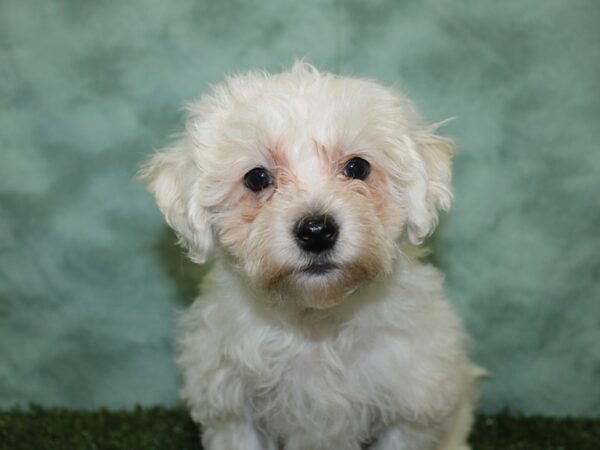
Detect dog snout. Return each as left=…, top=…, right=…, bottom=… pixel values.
left=294, top=214, right=339, bottom=253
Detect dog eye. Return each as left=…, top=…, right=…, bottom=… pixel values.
left=342, top=157, right=371, bottom=180
left=244, top=167, right=273, bottom=192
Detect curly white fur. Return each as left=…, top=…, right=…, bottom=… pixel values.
left=142, top=62, right=482, bottom=450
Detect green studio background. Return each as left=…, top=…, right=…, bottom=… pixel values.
left=1, top=0, right=598, bottom=416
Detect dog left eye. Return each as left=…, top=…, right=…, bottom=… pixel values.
left=244, top=167, right=273, bottom=192
left=342, top=157, right=371, bottom=180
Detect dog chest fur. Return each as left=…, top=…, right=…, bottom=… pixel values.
left=178, top=261, right=472, bottom=449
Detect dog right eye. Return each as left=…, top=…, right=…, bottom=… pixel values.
left=343, top=157, right=371, bottom=180
left=244, top=167, right=273, bottom=192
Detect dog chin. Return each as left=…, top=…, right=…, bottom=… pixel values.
left=260, top=259, right=380, bottom=310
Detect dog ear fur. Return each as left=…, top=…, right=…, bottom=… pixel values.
left=405, top=125, right=454, bottom=245
left=140, top=140, right=213, bottom=263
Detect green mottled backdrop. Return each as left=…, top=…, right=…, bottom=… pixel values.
left=1, top=0, right=599, bottom=416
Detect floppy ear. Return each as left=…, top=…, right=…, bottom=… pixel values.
left=405, top=125, right=454, bottom=245
left=140, top=140, right=213, bottom=263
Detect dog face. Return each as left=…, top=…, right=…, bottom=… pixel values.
left=142, top=63, right=453, bottom=308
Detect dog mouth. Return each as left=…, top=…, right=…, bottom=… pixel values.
left=300, top=261, right=338, bottom=275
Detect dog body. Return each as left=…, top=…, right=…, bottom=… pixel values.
left=142, top=62, right=479, bottom=450
left=179, top=258, right=476, bottom=450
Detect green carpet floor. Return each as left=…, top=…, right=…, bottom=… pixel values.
left=0, top=407, right=598, bottom=449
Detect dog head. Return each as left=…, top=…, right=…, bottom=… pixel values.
left=141, top=62, right=453, bottom=308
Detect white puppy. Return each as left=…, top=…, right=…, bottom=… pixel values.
left=142, top=62, right=481, bottom=450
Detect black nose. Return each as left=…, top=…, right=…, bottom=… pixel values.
left=294, top=215, right=339, bottom=253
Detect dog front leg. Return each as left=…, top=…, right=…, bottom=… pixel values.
left=370, top=422, right=472, bottom=450
left=202, top=419, right=277, bottom=450
left=369, top=421, right=442, bottom=450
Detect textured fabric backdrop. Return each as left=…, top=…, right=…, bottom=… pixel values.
left=1, top=0, right=598, bottom=416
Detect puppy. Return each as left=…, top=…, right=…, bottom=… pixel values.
left=141, top=62, right=481, bottom=450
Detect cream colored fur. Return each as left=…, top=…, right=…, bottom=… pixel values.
left=141, top=62, right=481, bottom=450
